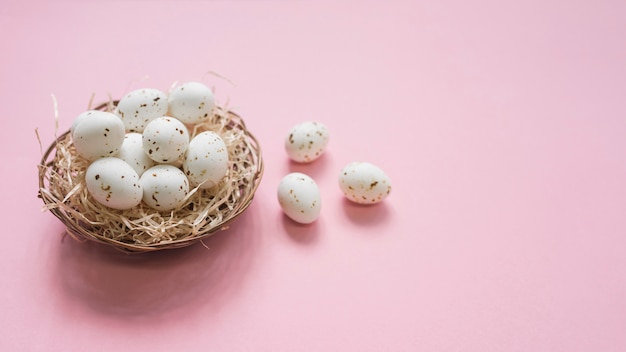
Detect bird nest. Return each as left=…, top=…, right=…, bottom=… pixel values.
left=38, top=101, right=263, bottom=253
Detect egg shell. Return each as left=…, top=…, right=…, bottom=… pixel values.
left=285, top=121, right=329, bottom=163
left=85, top=157, right=143, bottom=210
left=116, top=88, right=169, bottom=132
left=71, top=110, right=92, bottom=136
left=183, top=131, right=229, bottom=189
left=117, top=133, right=155, bottom=176
left=339, top=162, right=392, bottom=204
left=72, top=111, right=125, bottom=161
left=277, top=172, right=321, bottom=224
left=140, top=165, right=190, bottom=211
left=162, top=158, right=184, bottom=169
left=142, top=116, right=190, bottom=163
left=168, top=82, right=215, bottom=124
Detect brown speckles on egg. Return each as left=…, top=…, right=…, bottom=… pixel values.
left=168, top=82, right=215, bottom=124
left=339, top=162, right=391, bottom=205
left=285, top=121, right=329, bottom=163
left=277, top=172, right=321, bottom=224
left=140, top=165, right=189, bottom=211
left=85, top=158, right=143, bottom=209
left=183, top=131, right=228, bottom=189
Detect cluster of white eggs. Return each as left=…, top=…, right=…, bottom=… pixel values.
left=71, top=82, right=229, bottom=212
left=277, top=121, right=392, bottom=224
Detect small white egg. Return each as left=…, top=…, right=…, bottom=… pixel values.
left=168, top=82, right=215, bottom=124
left=339, top=162, right=392, bottom=205
left=71, top=110, right=92, bottom=136
left=142, top=116, right=190, bottom=163
left=140, top=165, right=190, bottom=211
left=183, top=131, right=229, bottom=189
left=85, top=157, right=143, bottom=210
left=117, top=133, right=155, bottom=176
left=72, top=111, right=125, bottom=161
left=116, top=88, right=168, bottom=132
left=277, top=172, right=321, bottom=224
left=285, top=121, right=329, bottom=163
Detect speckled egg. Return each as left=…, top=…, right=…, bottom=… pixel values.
left=339, top=162, right=391, bottom=204
left=117, top=133, right=155, bottom=176
left=116, top=88, right=168, bottom=132
left=142, top=116, right=190, bottom=163
left=71, top=110, right=92, bottom=136
left=168, top=82, right=215, bottom=124
left=183, top=131, right=229, bottom=189
left=284, top=121, right=329, bottom=163
left=72, top=111, right=125, bottom=161
left=140, top=165, right=190, bottom=211
left=277, top=172, right=321, bottom=224
left=85, top=157, right=143, bottom=210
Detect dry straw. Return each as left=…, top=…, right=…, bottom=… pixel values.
left=38, top=101, right=263, bottom=253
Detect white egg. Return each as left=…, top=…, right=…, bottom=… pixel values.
left=85, top=157, right=143, bottom=210
left=71, top=110, right=92, bottom=136
left=116, top=88, right=168, bottom=132
left=339, top=162, right=392, bottom=204
left=72, top=111, right=125, bottom=161
left=168, top=82, right=215, bottom=124
left=183, top=131, right=229, bottom=189
left=117, top=133, right=155, bottom=176
left=277, top=172, right=321, bottom=224
left=285, top=121, right=329, bottom=163
left=142, top=116, right=190, bottom=163
left=140, top=165, right=190, bottom=211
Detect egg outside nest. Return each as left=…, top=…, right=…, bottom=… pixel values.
left=38, top=101, right=263, bottom=253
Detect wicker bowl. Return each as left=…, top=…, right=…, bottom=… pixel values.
left=38, top=101, right=263, bottom=253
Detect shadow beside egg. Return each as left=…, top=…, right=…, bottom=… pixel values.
left=286, top=153, right=331, bottom=180
left=280, top=213, right=321, bottom=245
left=341, top=197, right=392, bottom=227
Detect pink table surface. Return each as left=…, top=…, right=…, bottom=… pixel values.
left=1, top=0, right=625, bottom=351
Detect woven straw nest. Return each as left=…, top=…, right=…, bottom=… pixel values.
left=38, top=101, right=263, bottom=253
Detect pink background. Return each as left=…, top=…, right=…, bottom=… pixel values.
left=2, top=0, right=626, bottom=350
